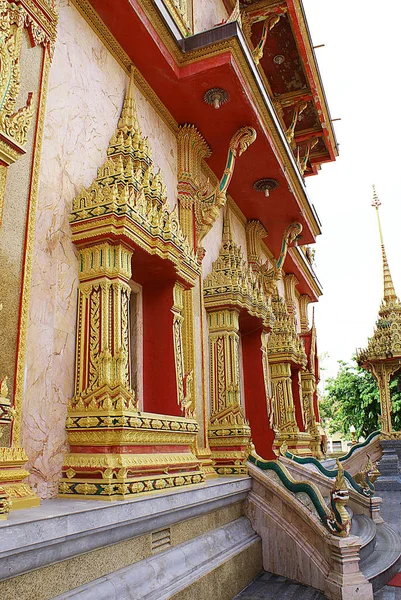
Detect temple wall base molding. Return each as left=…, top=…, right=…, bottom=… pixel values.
left=0, top=447, right=39, bottom=516
left=273, top=431, right=313, bottom=457
left=61, top=412, right=204, bottom=500
left=208, top=405, right=251, bottom=476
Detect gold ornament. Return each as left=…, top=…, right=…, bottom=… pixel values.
left=357, top=189, right=401, bottom=434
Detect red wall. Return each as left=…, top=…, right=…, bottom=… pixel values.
left=142, top=281, right=180, bottom=416
left=242, top=328, right=276, bottom=460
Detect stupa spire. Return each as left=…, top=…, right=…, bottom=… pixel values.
left=372, top=185, right=398, bottom=304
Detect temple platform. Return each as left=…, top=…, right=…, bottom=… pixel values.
left=235, top=489, right=401, bottom=599
left=0, top=477, right=262, bottom=599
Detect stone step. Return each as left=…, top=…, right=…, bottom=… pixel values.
left=321, top=458, right=336, bottom=470
left=351, top=513, right=377, bottom=562
left=233, top=572, right=325, bottom=599
left=360, top=522, right=401, bottom=592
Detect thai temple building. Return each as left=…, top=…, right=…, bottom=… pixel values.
left=1, top=1, right=400, bottom=599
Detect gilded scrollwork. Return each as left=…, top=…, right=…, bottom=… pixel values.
left=284, top=101, right=308, bottom=146
left=241, top=4, right=287, bottom=66
left=193, top=126, right=256, bottom=247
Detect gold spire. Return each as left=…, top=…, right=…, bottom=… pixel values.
left=117, top=67, right=140, bottom=133
left=222, top=208, right=233, bottom=242
left=372, top=185, right=398, bottom=304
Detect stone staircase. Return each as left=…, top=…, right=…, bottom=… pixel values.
left=354, top=515, right=401, bottom=592
left=235, top=509, right=401, bottom=599
left=234, top=572, right=325, bottom=599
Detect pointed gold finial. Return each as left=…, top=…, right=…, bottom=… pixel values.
left=372, top=185, right=397, bottom=304
left=117, top=66, right=140, bottom=133
left=222, top=209, right=233, bottom=242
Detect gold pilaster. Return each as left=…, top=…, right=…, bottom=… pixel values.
left=207, top=308, right=251, bottom=475
left=268, top=293, right=312, bottom=455
left=269, top=362, right=297, bottom=433
left=177, top=124, right=214, bottom=474
left=204, top=212, right=274, bottom=473
left=300, top=370, right=322, bottom=458
left=283, top=273, right=299, bottom=327
left=299, top=294, right=311, bottom=333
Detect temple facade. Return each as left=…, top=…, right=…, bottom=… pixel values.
left=1, top=2, right=389, bottom=600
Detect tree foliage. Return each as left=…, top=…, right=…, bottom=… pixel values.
left=320, top=360, right=401, bottom=439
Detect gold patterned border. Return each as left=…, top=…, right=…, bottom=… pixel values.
left=12, top=48, right=51, bottom=444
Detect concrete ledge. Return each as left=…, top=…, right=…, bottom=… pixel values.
left=0, top=477, right=250, bottom=580
left=53, top=517, right=260, bottom=600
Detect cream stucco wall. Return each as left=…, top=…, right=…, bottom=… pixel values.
left=23, top=0, right=178, bottom=498
left=193, top=0, right=228, bottom=33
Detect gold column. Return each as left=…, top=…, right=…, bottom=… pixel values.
left=300, top=370, right=322, bottom=458
left=261, top=330, right=274, bottom=429
left=177, top=124, right=215, bottom=476
left=72, top=243, right=134, bottom=406
left=269, top=362, right=298, bottom=434
left=208, top=309, right=251, bottom=475
left=370, top=362, right=399, bottom=434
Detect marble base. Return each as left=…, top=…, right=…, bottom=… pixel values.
left=0, top=477, right=250, bottom=582
left=375, top=440, right=401, bottom=491
left=53, top=517, right=261, bottom=599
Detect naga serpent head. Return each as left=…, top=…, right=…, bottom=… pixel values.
left=230, top=126, right=257, bottom=157
left=284, top=222, right=303, bottom=245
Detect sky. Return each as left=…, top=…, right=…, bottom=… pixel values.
left=300, top=0, right=401, bottom=383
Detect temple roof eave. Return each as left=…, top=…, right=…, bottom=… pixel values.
left=84, top=0, right=323, bottom=248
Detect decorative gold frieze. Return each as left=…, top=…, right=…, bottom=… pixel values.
left=0, top=446, right=39, bottom=509
left=163, top=0, right=192, bottom=36
left=0, top=485, right=12, bottom=519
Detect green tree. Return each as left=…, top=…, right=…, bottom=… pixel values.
left=320, top=360, right=401, bottom=439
